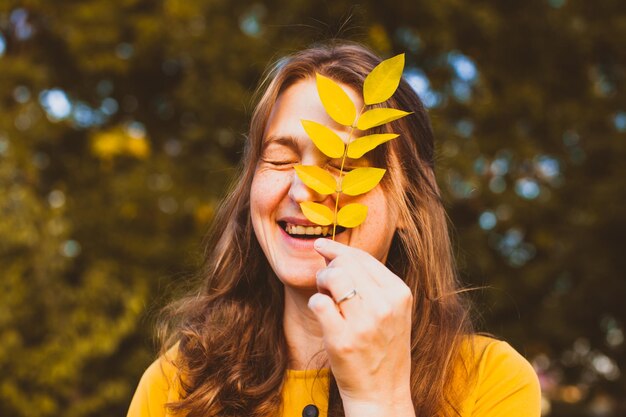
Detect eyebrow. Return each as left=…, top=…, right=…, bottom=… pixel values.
left=262, top=135, right=301, bottom=152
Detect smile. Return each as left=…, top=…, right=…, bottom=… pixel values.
left=278, top=221, right=346, bottom=238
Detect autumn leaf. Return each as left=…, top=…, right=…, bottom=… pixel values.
left=91, top=126, right=150, bottom=160
left=316, top=73, right=357, bottom=127
left=341, top=167, right=386, bottom=196
left=300, top=201, right=334, bottom=226
left=294, top=165, right=337, bottom=195
left=363, top=54, right=405, bottom=105
left=301, top=119, right=345, bottom=158
left=347, top=133, right=398, bottom=159
left=356, top=108, right=411, bottom=130
left=296, top=56, right=409, bottom=238
left=337, top=203, right=368, bottom=228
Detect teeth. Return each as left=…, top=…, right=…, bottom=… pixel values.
left=284, top=223, right=331, bottom=236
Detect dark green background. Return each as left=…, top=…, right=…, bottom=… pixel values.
left=1, top=0, right=624, bottom=415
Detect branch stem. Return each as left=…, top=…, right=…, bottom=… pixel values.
left=332, top=105, right=366, bottom=240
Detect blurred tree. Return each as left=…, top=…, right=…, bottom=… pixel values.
left=0, top=0, right=624, bottom=416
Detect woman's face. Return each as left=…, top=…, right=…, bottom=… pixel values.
left=250, top=78, right=401, bottom=291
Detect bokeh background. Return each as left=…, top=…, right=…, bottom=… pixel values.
left=1, top=0, right=625, bottom=416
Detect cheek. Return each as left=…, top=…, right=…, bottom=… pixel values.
left=361, top=188, right=391, bottom=226
left=352, top=188, right=396, bottom=259
left=250, top=170, right=290, bottom=219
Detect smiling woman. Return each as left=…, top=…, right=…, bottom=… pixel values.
left=127, top=41, right=540, bottom=417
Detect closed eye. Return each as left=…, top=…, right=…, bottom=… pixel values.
left=262, top=159, right=296, bottom=166
left=327, top=162, right=356, bottom=172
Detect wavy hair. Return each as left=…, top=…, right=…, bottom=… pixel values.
left=158, top=41, right=476, bottom=417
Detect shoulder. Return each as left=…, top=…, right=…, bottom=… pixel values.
left=127, top=344, right=182, bottom=417
left=456, top=334, right=541, bottom=417
left=465, top=334, right=538, bottom=381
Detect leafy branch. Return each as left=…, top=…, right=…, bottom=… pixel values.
left=295, top=54, right=410, bottom=240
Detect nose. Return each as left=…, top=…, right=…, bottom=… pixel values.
left=288, top=169, right=329, bottom=204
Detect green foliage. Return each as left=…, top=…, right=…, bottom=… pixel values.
left=0, top=0, right=625, bottom=416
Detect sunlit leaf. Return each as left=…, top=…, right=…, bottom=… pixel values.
left=127, top=136, right=150, bottom=158
left=363, top=54, right=405, bottom=105
left=347, top=133, right=398, bottom=159
left=91, top=127, right=151, bottom=160
left=301, top=119, right=345, bottom=158
left=316, top=73, right=357, bottom=127
left=356, top=108, right=411, bottom=130
left=300, top=201, right=334, bottom=226
left=341, top=168, right=386, bottom=196
left=337, top=203, right=368, bottom=228
left=294, top=165, right=337, bottom=195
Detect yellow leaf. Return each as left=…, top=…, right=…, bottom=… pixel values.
left=91, top=131, right=123, bottom=160
left=337, top=203, right=368, bottom=228
left=357, top=108, right=411, bottom=130
left=300, top=201, right=334, bottom=226
left=363, top=54, right=405, bottom=105
left=316, top=73, right=357, bottom=126
left=347, top=133, right=398, bottom=159
left=294, top=165, right=337, bottom=195
left=301, top=120, right=345, bottom=158
left=90, top=126, right=151, bottom=160
left=126, top=137, right=150, bottom=159
left=341, top=167, right=386, bottom=196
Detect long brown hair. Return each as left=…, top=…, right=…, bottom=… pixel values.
left=158, top=41, right=475, bottom=417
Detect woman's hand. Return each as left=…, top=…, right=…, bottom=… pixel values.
left=308, top=238, right=416, bottom=417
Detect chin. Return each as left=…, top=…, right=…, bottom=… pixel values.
left=275, top=263, right=321, bottom=291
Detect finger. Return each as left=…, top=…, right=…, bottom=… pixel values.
left=316, top=256, right=380, bottom=300
left=314, top=268, right=402, bottom=344
left=348, top=249, right=407, bottom=292
left=315, top=237, right=405, bottom=300
left=359, top=249, right=406, bottom=289
left=343, top=256, right=386, bottom=290
left=316, top=265, right=386, bottom=318
left=317, top=239, right=387, bottom=289
left=316, top=266, right=362, bottom=317
left=342, top=260, right=411, bottom=317
left=308, top=293, right=344, bottom=337
left=313, top=238, right=353, bottom=263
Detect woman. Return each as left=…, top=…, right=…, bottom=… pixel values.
left=127, top=42, right=541, bottom=417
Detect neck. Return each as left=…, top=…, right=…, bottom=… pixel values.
left=283, top=286, right=328, bottom=370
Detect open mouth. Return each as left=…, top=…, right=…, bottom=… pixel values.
left=278, top=221, right=346, bottom=239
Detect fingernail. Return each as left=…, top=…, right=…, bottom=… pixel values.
left=314, top=238, right=325, bottom=249
left=315, top=268, right=324, bottom=281
left=308, top=294, right=319, bottom=309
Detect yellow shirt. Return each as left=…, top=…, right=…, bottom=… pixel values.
left=127, top=335, right=541, bottom=417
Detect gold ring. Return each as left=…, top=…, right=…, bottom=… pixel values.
left=336, top=288, right=358, bottom=305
